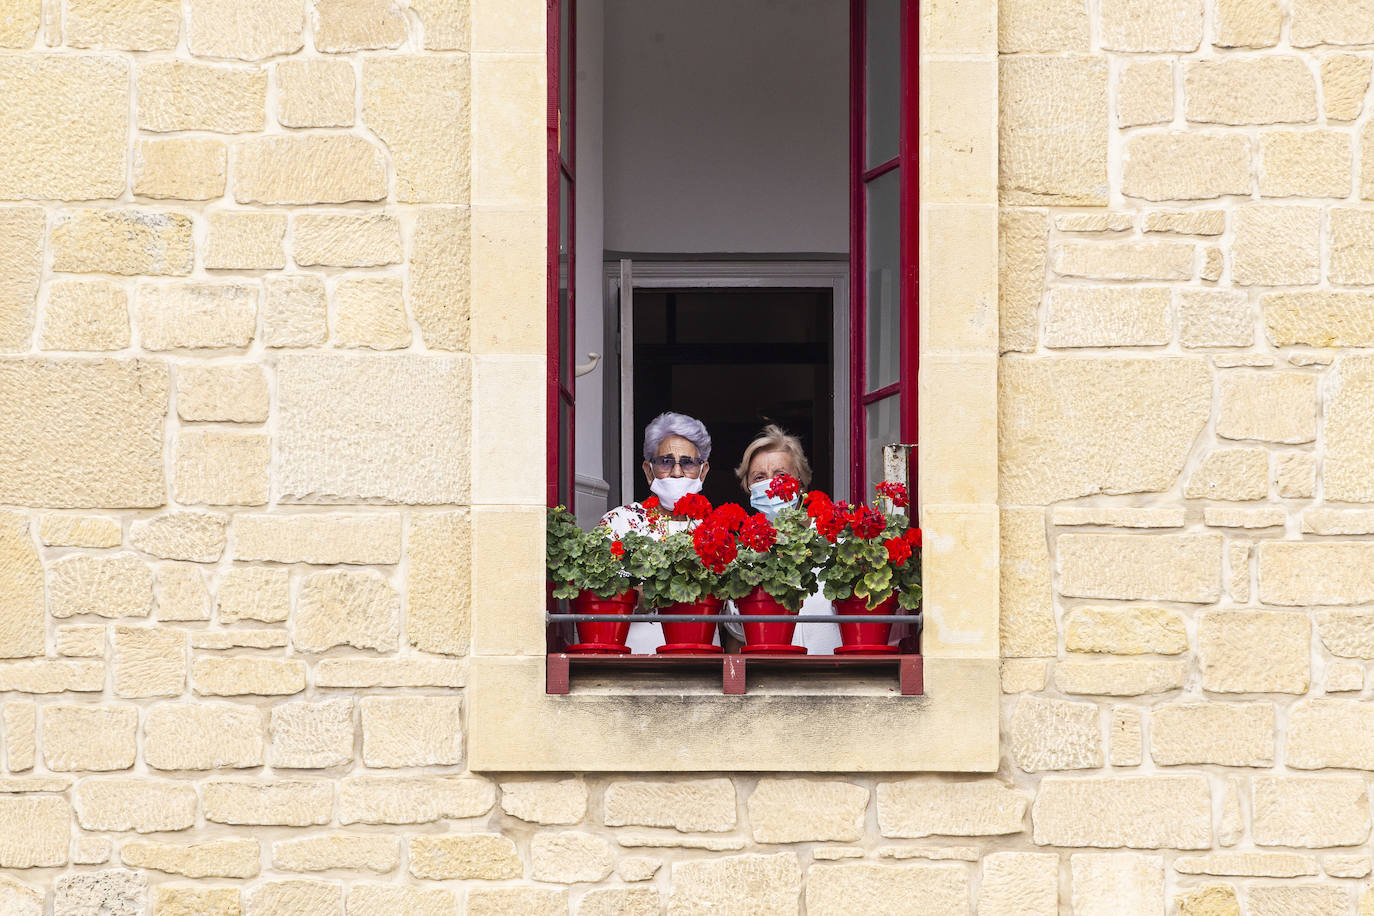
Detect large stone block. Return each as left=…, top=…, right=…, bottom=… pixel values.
left=137, top=62, right=266, bottom=133
left=669, top=853, right=800, bottom=916
left=138, top=283, right=257, bottom=350
left=0, top=660, right=104, bottom=692
left=364, top=56, right=470, bottom=202
left=999, top=0, right=1089, bottom=50
left=188, top=0, right=305, bottom=59
left=1071, top=854, right=1164, bottom=916
left=877, top=779, right=1026, bottom=837
left=314, top=657, right=465, bottom=687
left=411, top=207, right=471, bottom=350
left=1233, top=205, right=1321, bottom=286
left=360, top=696, right=462, bottom=767
left=604, top=779, right=736, bottom=832
left=1101, top=0, right=1202, bottom=50
left=133, top=138, right=227, bottom=201
left=234, top=135, right=386, bottom=205
left=1044, top=287, right=1171, bottom=346
left=0, top=876, right=42, bottom=916
left=269, top=699, right=354, bottom=769
left=263, top=275, right=327, bottom=347
left=979, top=852, right=1057, bottom=916
left=1324, top=54, right=1371, bottom=119
left=121, top=839, right=259, bottom=878
left=1000, top=357, right=1209, bottom=504
left=1123, top=131, right=1252, bottom=200
left=1265, top=292, right=1374, bottom=347
left=998, top=209, right=1046, bottom=353
left=1118, top=59, right=1174, bottom=127
left=144, top=703, right=264, bottom=770
left=152, top=886, right=241, bottom=916
left=0, top=208, right=43, bottom=351
left=176, top=364, right=268, bottom=423
left=272, top=834, right=398, bottom=874
left=130, top=512, right=228, bottom=562
left=174, top=430, right=268, bottom=506
left=1184, top=448, right=1268, bottom=501
left=1291, top=0, right=1374, bottom=46
left=232, top=513, right=401, bottom=564
left=1331, top=208, right=1374, bottom=284
left=49, top=553, right=153, bottom=618
left=53, top=209, right=193, bottom=277
left=245, top=881, right=342, bottom=916
left=42, top=704, right=138, bottom=771
left=1011, top=696, right=1102, bottom=771
left=1063, top=606, right=1187, bottom=655
left=0, top=56, right=127, bottom=201
left=1186, top=57, right=1319, bottom=124
left=1326, top=357, right=1374, bottom=500
left=1058, top=533, right=1221, bottom=602
left=408, top=834, right=521, bottom=880
left=1215, top=0, right=1281, bottom=45
left=0, top=796, right=68, bottom=867
left=67, top=0, right=180, bottom=50
left=805, top=863, right=968, bottom=916
left=1217, top=372, right=1316, bottom=443
left=1316, top=608, right=1374, bottom=657
left=338, top=775, right=495, bottom=825
left=55, top=871, right=144, bottom=915
left=74, top=778, right=197, bottom=833
left=202, top=779, right=331, bottom=826
left=294, top=569, right=399, bottom=652
left=0, top=512, right=44, bottom=658
left=277, top=354, right=470, bottom=504
left=1288, top=698, right=1374, bottom=769
left=500, top=779, right=588, bottom=825
left=192, top=657, right=305, bottom=696
left=747, top=779, right=868, bottom=843
left=294, top=213, right=401, bottom=267
left=1199, top=610, right=1310, bottom=693
left=1261, top=131, right=1351, bottom=197
left=41, top=280, right=129, bottom=351
left=531, top=831, right=614, bottom=883
left=333, top=276, right=410, bottom=350
left=215, top=566, right=289, bottom=622
left=1032, top=776, right=1211, bottom=848
left=1000, top=508, right=1054, bottom=657
left=1054, top=658, right=1187, bottom=696
left=0, top=0, right=39, bottom=47
left=346, top=885, right=455, bottom=916
left=112, top=626, right=185, bottom=698
left=408, top=511, right=471, bottom=655
left=999, top=57, right=1108, bottom=205
left=1252, top=775, right=1370, bottom=846
left=1151, top=702, right=1275, bottom=765
left=314, top=0, right=407, bottom=50
left=1249, top=886, right=1347, bottom=916
left=1260, top=541, right=1374, bottom=604
left=277, top=59, right=355, bottom=128
left=205, top=211, right=286, bottom=270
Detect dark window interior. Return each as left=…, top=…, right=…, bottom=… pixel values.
left=632, top=287, right=833, bottom=507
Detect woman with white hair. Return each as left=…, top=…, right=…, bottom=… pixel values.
left=601, top=411, right=719, bottom=653
left=600, top=411, right=713, bottom=538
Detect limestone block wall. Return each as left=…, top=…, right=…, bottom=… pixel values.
left=1, top=0, right=1374, bottom=914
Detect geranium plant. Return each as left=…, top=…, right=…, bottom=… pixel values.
left=814, top=484, right=922, bottom=610
left=546, top=506, right=648, bottom=599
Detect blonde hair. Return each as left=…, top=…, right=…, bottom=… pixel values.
left=735, top=424, right=813, bottom=491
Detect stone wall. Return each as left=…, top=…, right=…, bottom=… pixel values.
left=0, top=0, right=1373, bottom=914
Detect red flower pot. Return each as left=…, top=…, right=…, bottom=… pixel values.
left=656, top=596, right=724, bottom=654
left=567, top=589, right=637, bottom=654
left=832, top=593, right=900, bottom=654
left=736, top=586, right=806, bottom=654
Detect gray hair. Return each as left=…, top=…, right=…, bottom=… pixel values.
left=642, top=411, right=712, bottom=462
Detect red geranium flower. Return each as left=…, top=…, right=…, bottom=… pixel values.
left=709, top=502, right=748, bottom=532
left=691, top=520, right=738, bottom=573
left=804, top=490, right=833, bottom=519
left=875, top=481, right=910, bottom=508
left=642, top=496, right=660, bottom=510
left=815, top=501, right=849, bottom=543
left=906, top=526, right=922, bottom=547
left=610, top=540, right=625, bottom=557
left=884, top=535, right=912, bottom=566
left=765, top=473, right=801, bottom=502
left=849, top=505, right=886, bottom=539
left=738, top=514, right=777, bottom=552
left=673, top=493, right=713, bottom=520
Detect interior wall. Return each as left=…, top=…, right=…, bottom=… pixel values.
left=602, top=0, right=849, bottom=254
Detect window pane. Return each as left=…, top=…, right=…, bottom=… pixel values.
left=865, top=395, right=901, bottom=500
left=560, top=0, right=571, bottom=158
left=559, top=395, right=573, bottom=506
left=865, top=0, right=900, bottom=168
left=559, top=174, right=572, bottom=385
left=865, top=167, right=900, bottom=390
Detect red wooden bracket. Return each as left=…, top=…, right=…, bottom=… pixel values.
left=723, top=656, right=747, bottom=695
left=899, top=656, right=923, bottom=696
left=546, top=654, right=570, bottom=694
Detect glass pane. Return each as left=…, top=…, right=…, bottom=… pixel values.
left=865, top=168, right=900, bottom=390
left=559, top=395, right=573, bottom=506
left=559, top=0, right=571, bottom=159
left=865, top=395, right=901, bottom=500
left=559, top=175, right=572, bottom=385
left=865, top=0, right=900, bottom=168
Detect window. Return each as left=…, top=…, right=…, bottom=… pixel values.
left=547, top=0, right=576, bottom=509
left=472, top=0, right=999, bottom=772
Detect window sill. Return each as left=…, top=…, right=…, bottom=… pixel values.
left=467, top=654, right=998, bottom=772
left=546, top=653, right=924, bottom=696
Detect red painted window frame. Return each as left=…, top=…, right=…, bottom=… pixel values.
left=849, top=0, right=919, bottom=503
left=547, top=0, right=576, bottom=509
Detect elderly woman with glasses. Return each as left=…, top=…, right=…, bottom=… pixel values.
left=601, top=411, right=717, bottom=652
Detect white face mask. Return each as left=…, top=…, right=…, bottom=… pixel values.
left=749, top=479, right=799, bottom=520
left=649, top=475, right=702, bottom=511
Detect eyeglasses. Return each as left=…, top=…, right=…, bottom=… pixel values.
left=650, top=454, right=705, bottom=476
